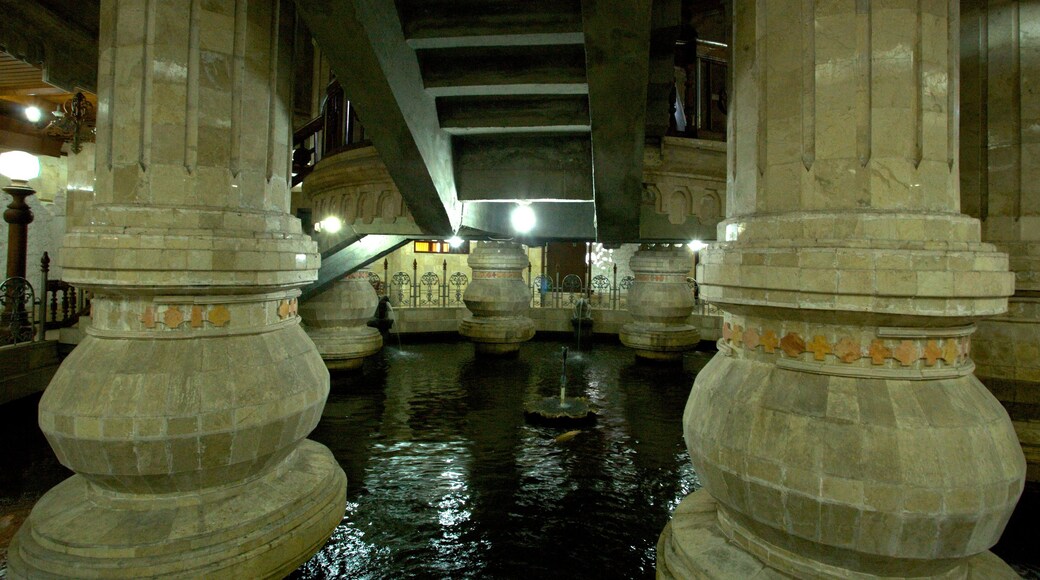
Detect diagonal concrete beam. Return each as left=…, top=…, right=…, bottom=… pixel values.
left=580, top=0, right=654, bottom=242
left=301, top=235, right=411, bottom=301
left=296, top=0, right=460, bottom=236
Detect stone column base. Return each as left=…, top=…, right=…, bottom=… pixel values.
left=459, top=315, right=535, bottom=355
left=976, top=375, right=1040, bottom=483
left=656, top=492, right=1019, bottom=580
left=306, top=325, right=383, bottom=371
left=619, top=323, right=699, bottom=361
left=7, top=440, right=346, bottom=579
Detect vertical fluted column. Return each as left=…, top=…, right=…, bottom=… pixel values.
left=300, top=269, right=382, bottom=370
left=7, top=1, right=346, bottom=578
left=961, top=0, right=1040, bottom=484
left=619, top=244, right=699, bottom=360
left=657, top=1, right=1026, bottom=578
left=458, top=241, right=534, bottom=355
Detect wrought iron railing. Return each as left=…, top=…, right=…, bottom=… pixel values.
left=292, top=78, right=368, bottom=187
left=1, top=253, right=89, bottom=346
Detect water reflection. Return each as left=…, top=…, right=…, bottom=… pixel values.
left=292, top=338, right=703, bottom=579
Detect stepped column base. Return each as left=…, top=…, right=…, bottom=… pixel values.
left=620, top=323, right=699, bottom=361
left=657, top=492, right=1019, bottom=580
left=7, top=440, right=345, bottom=580
left=307, top=325, right=383, bottom=370
left=459, top=315, right=535, bottom=355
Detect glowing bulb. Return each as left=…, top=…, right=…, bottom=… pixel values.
left=0, top=151, right=41, bottom=182
left=24, top=106, right=42, bottom=123
left=320, top=216, right=342, bottom=233
left=447, top=236, right=463, bottom=248
left=687, top=240, right=707, bottom=252
left=510, top=204, right=536, bottom=234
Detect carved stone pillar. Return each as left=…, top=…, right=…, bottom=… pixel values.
left=960, top=0, right=1040, bottom=484
left=619, top=244, right=699, bottom=360
left=300, top=269, right=382, bottom=370
left=7, top=1, right=346, bottom=577
left=657, top=1, right=1025, bottom=578
left=459, top=241, right=534, bottom=355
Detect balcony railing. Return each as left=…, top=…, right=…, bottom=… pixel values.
left=292, top=78, right=368, bottom=187
left=1, top=253, right=89, bottom=346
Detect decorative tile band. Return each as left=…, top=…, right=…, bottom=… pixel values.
left=634, top=273, right=688, bottom=283
left=721, top=320, right=973, bottom=378
left=84, top=292, right=302, bottom=339
left=472, top=270, right=523, bottom=280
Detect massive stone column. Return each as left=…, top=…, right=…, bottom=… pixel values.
left=300, top=269, right=382, bottom=370
left=7, top=1, right=347, bottom=577
left=960, top=0, right=1040, bottom=484
left=657, top=1, right=1026, bottom=578
left=619, top=244, right=699, bottom=361
left=459, top=241, right=534, bottom=355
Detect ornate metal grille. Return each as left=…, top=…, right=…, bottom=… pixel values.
left=448, top=272, right=468, bottom=306
left=391, top=272, right=410, bottom=305
left=1, top=277, right=37, bottom=345
left=561, top=274, right=584, bottom=305
left=590, top=275, right=610, bottom=307
left=420, top=272, right=440, bottom=306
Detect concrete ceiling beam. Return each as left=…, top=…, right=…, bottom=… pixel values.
left=398, top=0, right=582, bottom=43
left=297, top=0, right=460, bottom=236
left=437, top=95, right=590, bottom=134
left=417, top=45, right=587, bottom=97
left=454, top=134, right=593, bottom=202
left=461, top=200, right=597, bottom=240
left=581, top=0, right=654, bottom=242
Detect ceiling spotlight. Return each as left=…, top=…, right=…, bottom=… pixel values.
left=447, top=236, right=463, bottom=248
left=510, top=204, right=536, bottom=234
left=24, top=106, right=42, bottom=123
left=320, top=216, right=343, bottom=234
left=687, top=240, right=707, bottom=252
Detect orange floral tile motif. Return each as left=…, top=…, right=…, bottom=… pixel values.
left=163, top=306, right=184, bottom=328
left=207, top=306, right=231, bottom=327
left=191, top=306, right=204, bottom=328
left=743, top=328, right=760, bottom=350
left=894, top=341, right=918, bottom=366
left=923, top=340, right=942, bottom=367
left=780, top=333, right=805, bottom=357
left=833, top=337, right=861, bottom=363
left=760, top=330, right=778, bottom=353
left=141, top=307, right=156, bottom=329
left=942, top=339, right=958, bottom=365
left=868, top=340, right=892, bottom=365
left=807, top=335, right=832, bottom=361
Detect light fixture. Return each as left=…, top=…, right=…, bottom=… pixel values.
left=687, top=240, right=707, bottom=252
left=510, top=204, right=536, bottom=234
left=0, top=151, right=41, bottom=183
left=24, top=106, right=42, bottom=123
left=44, top=92, right=96, bottom=154
left=447, top=236, right=463, bottom=248
left=318, top=216, right=343, bottom=234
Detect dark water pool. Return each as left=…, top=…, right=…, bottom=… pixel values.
left=291, top=337, right=705, bottom=579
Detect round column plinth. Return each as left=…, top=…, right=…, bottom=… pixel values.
left=656, top=491, right=1020, bottom=580
left=622, top=244, right=699, bottom=360
left=459, top=315, right=535, bottom=356
left=7, top=440, right=345, bottom=580
left=460, top=242, right=535, bottom=354
left=619, top=323, right=700, bottom=361
left=306, top=325, right=383, bottom=370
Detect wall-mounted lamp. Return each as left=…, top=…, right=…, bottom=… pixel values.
left=0, top=151, right=41, bottom=279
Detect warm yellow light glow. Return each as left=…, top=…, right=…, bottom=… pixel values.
left=0, top=151, right=41, bottom=182
left=320, top=216, right=343, bottom=234
left=24, top=106, right=42, bottom=123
